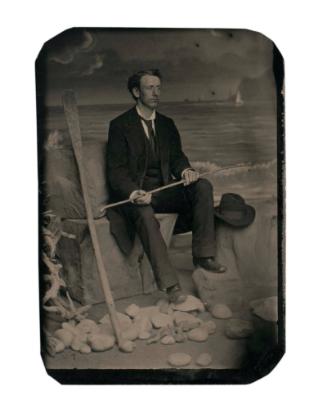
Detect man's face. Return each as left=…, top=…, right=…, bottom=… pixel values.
left=133, top=74, right=161, bottom=110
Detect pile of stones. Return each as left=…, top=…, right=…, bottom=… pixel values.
left=47, top=295, right=215, bottom=355
left=99, top=295, right=216, bottom=346
left=47, top=295, right=255, bottom=359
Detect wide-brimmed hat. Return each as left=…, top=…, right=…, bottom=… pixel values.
left=214, top=193, right=255, bottom=227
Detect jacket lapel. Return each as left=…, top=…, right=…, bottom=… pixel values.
left=125, top=107, right=149, bottom=185
left=126, top=107, right=147, bottom=152
left=155, top=114, right=170, bottom=184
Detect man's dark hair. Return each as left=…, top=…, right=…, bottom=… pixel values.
left=127, top=69, right=162, bottom=100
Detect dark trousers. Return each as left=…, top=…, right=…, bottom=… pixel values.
left=122, top=178, right=216, bottom=290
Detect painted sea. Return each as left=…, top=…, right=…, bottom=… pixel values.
left=42, top=100, right=278, bottom=202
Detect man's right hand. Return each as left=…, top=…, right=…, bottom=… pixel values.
left=129, top=190, right=152, bottom=205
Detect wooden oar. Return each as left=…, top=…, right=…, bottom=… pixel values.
left=101, top=164, right=247, bottom=212
left=62, top=90, right=126, bottom=351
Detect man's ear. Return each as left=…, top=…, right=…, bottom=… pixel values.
left=132, top=87, right=140, bottom=99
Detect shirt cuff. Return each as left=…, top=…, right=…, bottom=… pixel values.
left=181, top=167, right=194, bottom=178
left=129, top=190, right=140, bottom=201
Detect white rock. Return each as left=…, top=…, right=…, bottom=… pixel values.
left=62, top=322, right=78, bottom=336
left=161, top=335, right=176, bottom=345
left=173, top=327, right=186, bottom=343
left=53, top=339, right=65, bottom=353
left=120, top=340, right=136, bottom=353
left=225, top=319, right=254, bottom=339
left=98, top=323, right=114, bottom=337
left=210, top=304, right=233, bottom=319
left=203, top=320, right=217, bottom=335
left=54, top=328, right=74, bottom=347
left=188, top=326, right=209, bottom=342
left=173, top=311, right=202, bottom=326
left=138, top=331, right=152, bottom=340
left=99, top=312, right=132, bottom=332
left=76, top=319, right=99, bottom=335
left=80, top=343, right=92, bottom=354
left=134, top=315, right=153, bottom=334
left=122, top=324, right=139, bottom=341
left=196, top=353, right=212, bottom=367
left=71, top=335, right=84, bottom=352
left=73, top=332, right=88, bottom=344
left=125, top=304, right=140, bottom=318
left=88, top=334, right=115, bottom=352
left=172, top=295, right=205, bottom=313
left=168, top=352, right=192, bottom=367
left=151, top=312, right=174, bottom=328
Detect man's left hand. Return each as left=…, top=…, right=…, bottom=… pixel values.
left=182, top=169, right=200, bottom=186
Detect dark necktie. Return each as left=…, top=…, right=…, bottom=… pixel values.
left=140, top=117, right=157, bottom=153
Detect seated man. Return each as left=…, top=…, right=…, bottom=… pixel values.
left=107, top=69, right=226, bottom=304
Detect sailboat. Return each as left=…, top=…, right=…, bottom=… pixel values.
left=235, top=89, right=244, bottom=107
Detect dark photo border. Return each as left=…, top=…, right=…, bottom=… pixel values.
left=36, top=30, right=285, bottom=384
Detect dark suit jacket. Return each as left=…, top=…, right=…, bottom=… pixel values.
left=106, top=106, right=191, bottom=255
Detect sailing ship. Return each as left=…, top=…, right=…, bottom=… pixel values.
left=213, top=88, right=244, bottom=107
left=235, top=89, right=244, bottom=107
left=184, top=89, right=244, bottom=106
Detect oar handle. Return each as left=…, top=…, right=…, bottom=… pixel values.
left=101, top=162, right=247, bottom=213
left=62, top=90, right=124, bottom=348
left=100, top=171, right=212, bottom=212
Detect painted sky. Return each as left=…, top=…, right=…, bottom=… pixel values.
left=37, top=28, right=275, bottom=106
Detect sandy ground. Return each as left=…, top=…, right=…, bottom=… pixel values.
left=45, top=298, right=247, bottom=370
left=45, top=244, right=250, bottom=370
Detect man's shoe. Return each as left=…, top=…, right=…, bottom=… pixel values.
left=166, top=284, right=187, bottom=304
left=193, top=257, right=227, bottom=274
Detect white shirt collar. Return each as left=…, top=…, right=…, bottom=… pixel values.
left=136, top=105, right=156, bottom=121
